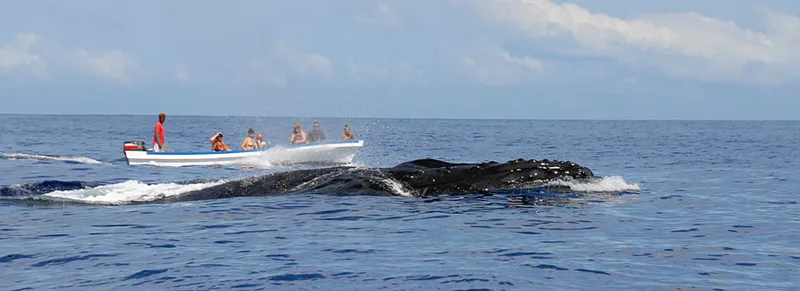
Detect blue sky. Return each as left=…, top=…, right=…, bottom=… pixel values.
left=1, top=0, right=799, bottom=120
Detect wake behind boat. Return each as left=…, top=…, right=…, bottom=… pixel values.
left=123, top=140, right=364, bottom=167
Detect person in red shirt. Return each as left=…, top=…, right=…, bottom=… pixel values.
left=153, top=113, right=166, bottom=152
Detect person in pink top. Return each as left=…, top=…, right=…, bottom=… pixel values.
left=153, top=113, right=166, bottom=152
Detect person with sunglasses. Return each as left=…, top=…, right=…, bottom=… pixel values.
left=307, top=121, right=327, bottom=143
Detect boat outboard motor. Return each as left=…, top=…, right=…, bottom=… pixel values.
left=123, top=141, right=147, bottom=151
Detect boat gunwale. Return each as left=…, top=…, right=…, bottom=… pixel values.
left=132, top=140, right=364, bottom=156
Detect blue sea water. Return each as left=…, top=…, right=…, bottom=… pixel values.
left=0, top=114, right=798, bottom=290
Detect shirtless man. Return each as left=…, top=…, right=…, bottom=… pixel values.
left=153, top=113, right=166, bottom=152
left=210, top=132, right=231, bottom=151
left=290, top=122, right=307, bottom=144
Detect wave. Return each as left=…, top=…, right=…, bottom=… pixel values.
left=0, top=180, right=102, bottom=197
left=0, top=176, right=638, bottom=206
left=0, top=152, right=107, bottom=165
left=0, top=157, right=640, bottom=206
left=1, top=180, right=225, bottom=205
left=44, top=180, right=226, bottom=204
left=545, top=176, right=641, bottom=192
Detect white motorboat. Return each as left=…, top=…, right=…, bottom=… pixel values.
left=123, top=140, right=364, bottom=167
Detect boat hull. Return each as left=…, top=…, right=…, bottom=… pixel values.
left=124, top=140, right=364, bottom=167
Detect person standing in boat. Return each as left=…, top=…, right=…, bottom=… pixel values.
left=153, top=113, right=167, bottom=152
left=210, top=132, right=231, bottom=151
left=307, top=121, right=326, bottom=143
left=341, top=124, right=356, bottom=140
left=290, top=122, right=308, bottom=144
left=240, top=128, right=256, bottom=150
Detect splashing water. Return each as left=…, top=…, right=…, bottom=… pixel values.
left=0, top=153, right=107, bottom=165
left=379, top=178, right=414, bottom=197
left=545, top=176, right=641, bottom=192
left=43, top=180, right=226, bottom=204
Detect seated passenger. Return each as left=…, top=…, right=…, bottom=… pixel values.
left=241, top=128, right=256, bottom=150
left=290, top=122, right=307, bottom=144
left=210, top=132, right=231, bottom=151
left=341, top=124, right=356, bottom=140
left=256, top=133, right=266, bottom=149
left=307, top=121, right=326, bottom=143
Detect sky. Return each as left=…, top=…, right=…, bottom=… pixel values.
left=1, top=0, right=799, bottom=120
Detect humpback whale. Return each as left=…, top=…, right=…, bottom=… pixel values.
left=0, top=158, right=598, bottom=206
left=140, top=158, right=595, bottom=204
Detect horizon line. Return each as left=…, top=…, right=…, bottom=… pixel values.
left=0, top=112, right=798, bottom=122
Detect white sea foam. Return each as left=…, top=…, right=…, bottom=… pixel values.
left=237, top=153, right=277, bottom=168
left=380, top=178, right=414, bottom=197
left=545, top=176, right=641, bottom=192
left=43, top=180, right=225, bottom=204
left=0, top=152, right=107, bottom=165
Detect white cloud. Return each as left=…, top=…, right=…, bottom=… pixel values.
left=461, top=42, right=543, bottom=86
left=345, top=63, right=427, bottom=86
left=245, top=40, right=332, bottom=87
left=455, top=0, right=800, bottom=84
left=622, top=77, right=638, bottom=84
left=175, top=64, right=189, bottom=83
left=273, top=41, right=331, bottom=77
left=0, top=32, right=138, bottom=83
left=71, top=49, right=138, bottom=83
left=396, top=65, right=427, bottom=85
left=348, top=62, right=388, bottom=83
left=0, top=33, right=48, bottom=77
left=355, top=4, right=402, bottom=28
left=245, top=58, right=288, bottom=87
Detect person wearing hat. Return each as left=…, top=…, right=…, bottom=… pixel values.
left=153, top=113, right=167, bottom=152
left=240, top=128, right=256, bottom=150
left=210, top=132, right=231, bottom=152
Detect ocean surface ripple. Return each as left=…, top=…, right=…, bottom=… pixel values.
left=1, top=115, right=798, bottom=290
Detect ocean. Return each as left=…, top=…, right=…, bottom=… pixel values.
left=0, top=114, right=797, bottom=290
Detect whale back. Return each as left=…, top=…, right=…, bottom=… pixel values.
left=134, top=158, right=596, bottom=203
left=385, top=158, right=594, bottom=195
left=392, top=158, right=497, bottom=170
